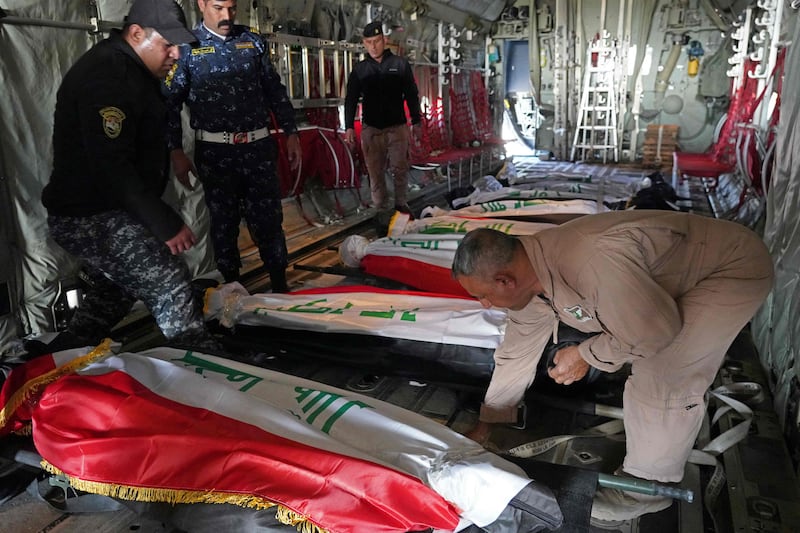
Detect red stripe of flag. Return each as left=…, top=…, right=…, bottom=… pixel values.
left=1, top=353, right=61, bottom=435
left=32, top=369, right=462, bottom=533
left=360, top=256, right=472, bottom=298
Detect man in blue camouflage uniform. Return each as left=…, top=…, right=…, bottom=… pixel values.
left=39, top=0, right=216, bottom=352
left=344, top=21, right=422, bottom=215
left=163, top=0, right=301, bottom=292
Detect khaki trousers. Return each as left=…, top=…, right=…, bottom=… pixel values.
left=361, top=123, right=410, bottom=208
left=621, top=231, right=773, bottom=482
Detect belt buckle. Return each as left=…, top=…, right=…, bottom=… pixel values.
left=233, top=132, right=249, bottom=144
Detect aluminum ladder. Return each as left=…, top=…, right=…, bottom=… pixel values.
left=570, top=34, right=619, bottom=163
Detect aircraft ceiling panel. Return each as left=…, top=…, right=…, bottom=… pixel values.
left=442, top=0, right=508, bottom=22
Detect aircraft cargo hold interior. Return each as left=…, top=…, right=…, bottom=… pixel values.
left=1, top=1, right=799, bottom=532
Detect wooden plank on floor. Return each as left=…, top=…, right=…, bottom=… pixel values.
left=642, top=124, right=680, bottom=170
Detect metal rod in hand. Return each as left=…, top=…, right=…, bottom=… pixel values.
left=530, top=393, right=624, bottom=420
left=598, top=473, right=694, bottom=503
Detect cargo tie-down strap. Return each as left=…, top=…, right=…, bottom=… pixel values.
left=504, top=381, right=763, bottom=516
left=689, top=381, right=764, bottom=532
left=503, top=418, right=695, bottom=503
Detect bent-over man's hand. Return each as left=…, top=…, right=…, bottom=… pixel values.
left=343, top=128, right=356, bottom=146
left=286, top=133, right=302, bottom=173
left=170, top=149, right=197, bottom=190
left=547, top=344, right=590, bottom=385
left=165, top=224, right=196, bottom=255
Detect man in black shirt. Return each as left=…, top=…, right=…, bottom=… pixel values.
left=40, top=0, right=215, bottom=351
left=344, top=21, right=422, bottom=214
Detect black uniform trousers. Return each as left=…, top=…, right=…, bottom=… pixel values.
left=195, top=137, right=288, bottom=283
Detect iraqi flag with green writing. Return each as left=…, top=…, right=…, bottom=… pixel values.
left=205, top=283, right=507, bottom=349
left=0, top=344, right=555, bottom=532
left=205, top=284, right=508, bottom=384
left=356, top=216, right=556, bottom=296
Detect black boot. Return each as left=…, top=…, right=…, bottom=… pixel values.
left=269, top=268, right=289, bottom=293
left=23, top=331, right=94, bottom=359
left=394, top=204, right=415, bottom=219
left=167, top=327, right=226, bottom=355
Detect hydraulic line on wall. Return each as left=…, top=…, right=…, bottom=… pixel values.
left=617, top=0, right=633, bottom=161
left=528, top=0, right=541, bottom=105
left=552, top=0, right=571, bottom=160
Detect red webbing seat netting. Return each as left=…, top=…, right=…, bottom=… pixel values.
left=449, top=72, right=482, bottom=147
left=272, top=107, right=362, bottom=199
left=675, top=51, right=785, bottom=194
left=409, top=97, right=451, bottom=163
left=407, top=66, right=441, bottom=164
left=305, top=108, right=364, bottom=192
left=469, top=71, right=497, bottom=143
left=449, top=71, right=498, bottom=145
left=409, top=71, right=498, bottom=167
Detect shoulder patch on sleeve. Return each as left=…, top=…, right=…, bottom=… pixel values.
left=99, top=106, right=126, bottom=139
left=164, top=63, right=178, bottom=87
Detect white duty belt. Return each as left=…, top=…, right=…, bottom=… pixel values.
left=196, top=127, right=269, bottom=144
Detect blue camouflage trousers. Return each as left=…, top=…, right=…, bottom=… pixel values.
left=195, top=138, right=287, bottom=281
left=47, top=211, right=206, bottom=342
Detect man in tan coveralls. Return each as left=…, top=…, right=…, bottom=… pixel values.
left=452, top=210, right=773, bottom=522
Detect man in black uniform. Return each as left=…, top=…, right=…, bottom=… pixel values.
left=344, top=21, right=422, bottom=214
left=40, top=0, right=214, bottom=350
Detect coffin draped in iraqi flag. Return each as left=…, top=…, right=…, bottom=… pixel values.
left=354, top=215, right=557, bottom=296
left=205, top=284, right=506, bottom=383
left=0, top=343, right=563, bottom=533
left=206, top=284, right=506, bottom=348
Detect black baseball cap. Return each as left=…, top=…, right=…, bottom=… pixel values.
left=363, top=21, right=383, bottom=37
left=127, top=0, right=196, bottom=44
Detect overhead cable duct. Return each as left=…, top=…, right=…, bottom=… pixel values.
left=377, top=0, right=493, bottom=33
left=0, top=6, right=120, bottom=34
left=0, top=16, right=102, bottom=32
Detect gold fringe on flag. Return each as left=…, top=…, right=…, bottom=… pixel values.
left=12, top=424, right=33, bottom=437
left=0, top=339, right=114, bottom=429
left=4, top=341, right=328, bottom=533
left=42, top=461, right=329, bottom=533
